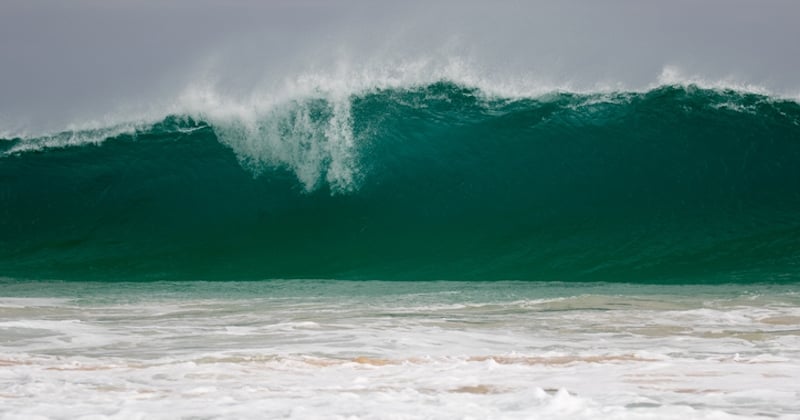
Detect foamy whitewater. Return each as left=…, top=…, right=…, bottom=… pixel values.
left=2, top=1, right=800, bottom=419
left=1, top=281, right=799, bottom=419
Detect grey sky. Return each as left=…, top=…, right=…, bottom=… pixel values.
left=1, top=0, right=799, bottom=134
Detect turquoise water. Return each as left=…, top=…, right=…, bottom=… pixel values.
left=1, top=83, right=799, bottom=282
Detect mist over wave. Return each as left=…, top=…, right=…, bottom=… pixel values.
left=2, top=0, right=799, bottom=136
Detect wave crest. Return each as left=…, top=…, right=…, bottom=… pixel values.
left=205, top=96, right=360, bottom=192
left=2, top=82, right=799, bottom=194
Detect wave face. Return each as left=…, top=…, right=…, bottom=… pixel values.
left=1, top=83, right=799, bottom=282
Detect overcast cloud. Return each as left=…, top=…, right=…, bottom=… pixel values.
left=1, top=0, right=798, bottom=134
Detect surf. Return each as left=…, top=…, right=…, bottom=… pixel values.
left=1, top=82, right=799, bottom=282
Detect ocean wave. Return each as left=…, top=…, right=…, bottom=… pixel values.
left=1, top=82, right=799, bottom=281
left=3, top=82, right=798, bottom=190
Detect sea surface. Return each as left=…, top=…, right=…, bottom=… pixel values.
left=1, top=82, right=800, bottom=419
left=1, top=280, right=799, bottom=419
left=2, top=84, right=799, bottom=282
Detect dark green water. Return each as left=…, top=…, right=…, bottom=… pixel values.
left=1, top=83, right=799, bottom=282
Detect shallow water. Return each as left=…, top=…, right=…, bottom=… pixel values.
left=1, top=280, right=798, bottom=419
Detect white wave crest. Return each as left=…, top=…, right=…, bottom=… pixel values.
left=2, top=122, right=143, bottom=155
left=179, top=82, right=360, bottom=193
left=3, top=60, right=796, bottom=193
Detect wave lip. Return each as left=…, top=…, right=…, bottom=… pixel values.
left=4, top=80, right=797, bottom=190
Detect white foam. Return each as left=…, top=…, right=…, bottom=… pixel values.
left=655, top=66, right=774, bottom=96
left=2, top=122, right=143, bottom=155
left=1, top=281, right=799, bottom=419
left=183, top=85, right=360, bottom=192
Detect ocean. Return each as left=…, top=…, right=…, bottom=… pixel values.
left=0, top=280, right=798, bottom=418
left=1, top=80, right=800, bottom=418
left=2, top=84, right=799, bottom=282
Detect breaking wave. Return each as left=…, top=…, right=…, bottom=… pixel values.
left=1, top=82, right=799, bottom=281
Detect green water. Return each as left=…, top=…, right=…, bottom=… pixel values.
left=1, top=83, right=799, bottom=282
